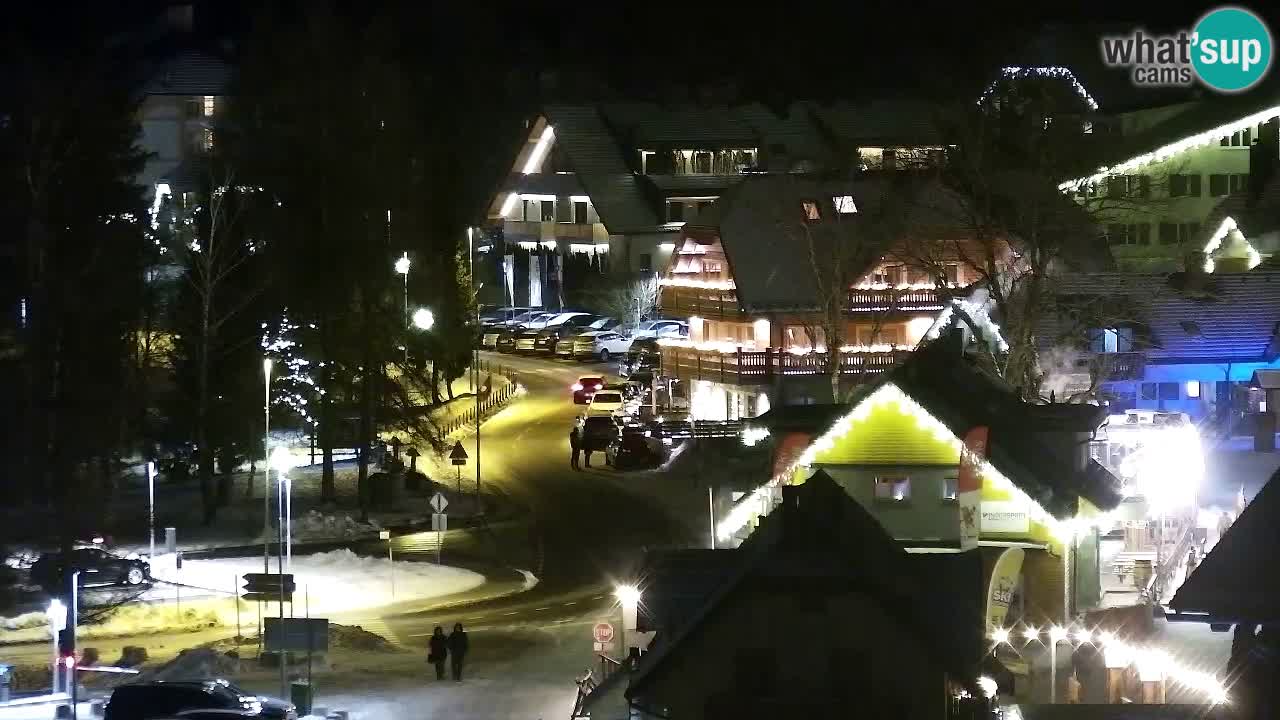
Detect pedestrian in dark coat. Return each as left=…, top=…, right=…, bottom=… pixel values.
left=448, top=622, right=469, bottom=681
left=569, top=426, right=582, bottom=470
left=427, top=625, right=448, bottom=680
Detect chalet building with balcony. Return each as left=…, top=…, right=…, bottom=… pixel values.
left=480, top=100, right=945, bottom=307
left=1060, top=92, right=1280, bottom=272
left=730, top=333, right=1124, bottom=627
left=1038, top=263, right=1280, bottom=423
left=594, top=472, right=994, bottom=720
left=655, top=174, right=1008, bottom=417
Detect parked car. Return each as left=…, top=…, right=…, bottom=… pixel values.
left=580, top=414, right=623, bottom=451
left=494, top=328, right=520, bottom=353
left=479, top=306, right=532, bottom=326
left=104, top=680, right=296, bottom=720
left=29, top=547, right=151, bottom=591
left=572, top=376, right=606, bottom=404
left=606, top=432, right=664, bottom=470
left=521, top=312, right=563, bottom=330
left=515, top=312, right=591, bottom=352
left=555, top=318, right=617, bottom=359
left=533, top=314, right=600, bottom=354
left=567, top=328, right=634, bottom=362
left=622, top=337, right=661, bottom=380
left=586, top=387, right=639, bottom=417
left=629, top=319, right=689, bottom=340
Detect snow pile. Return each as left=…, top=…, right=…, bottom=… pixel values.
left=267, top=510, right=382, bottom=542
left=149, top=549, right=485, bottom=614
left=137, top=647, right=238, bottom=681
left=1, top=611, right=47, bottom=630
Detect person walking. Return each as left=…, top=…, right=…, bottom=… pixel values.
left=569, top=425, right=582, bottom=470
left=448, top=622, right=469, bottom=682
left=427, top=626, right=448, bottom=680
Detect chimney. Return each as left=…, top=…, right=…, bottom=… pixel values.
left=1248, top=117, right=1279, bottom=205
left=1183, top=251, right=1209, bottom=288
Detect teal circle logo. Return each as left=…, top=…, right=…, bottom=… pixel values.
left=1192, top=7, right=1273, bottom=92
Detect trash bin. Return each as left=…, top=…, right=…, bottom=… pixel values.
left=290, top=680, right=313, bottom=716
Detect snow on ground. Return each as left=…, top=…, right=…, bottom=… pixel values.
left=0, top=612, right=46, bottom=631
left=256, top=510, right=381, bottom=543
left=147, top=550, right=485, bottom=614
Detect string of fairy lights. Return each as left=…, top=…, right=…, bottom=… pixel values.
left=260, top=313, right=319, bottom=428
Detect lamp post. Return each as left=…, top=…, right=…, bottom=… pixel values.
left=45, top=599, right=66, bottom=693
left=270, top=448, right=296, bottom=572
left=615, top=584, right=640, bottom=665
left=146, top=461, right=156, bottom=561
left=262, top=358, right=272, bottom=573
left=469, top=229, right=482, bottom=510
left=395, top=253, right=411, bottom=364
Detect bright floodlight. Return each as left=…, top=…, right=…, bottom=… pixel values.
left=1074, top=628, right=1095, bottom=644
left=1022, top=626, right=1040, bottom=642
left=976, top=676, right=997, bottom=699
left=991, top=627, right=1010, bottom=645
left=269, top=446, right=296, bottom=474
left=615, top=584, right=641, bottom=609
left=1049, top=626, right=1069, bottom=643
left=412, top=307, right=435, bottom=330
left=394, top=253, right=411, bottom=275
left=263, top=358, right=273, bottom=377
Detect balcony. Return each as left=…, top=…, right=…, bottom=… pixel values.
left=503, top=220, right=609, bottom=244
left=660, top=285, right=741, bottom=319
left=1091, top=352, right=1145, bottom=381
left=660, top=346, right=911, bottom=385
left=846, top=287, right=947, bottom=312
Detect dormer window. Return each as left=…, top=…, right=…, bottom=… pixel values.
left=802, top=201, right=821, bottom=222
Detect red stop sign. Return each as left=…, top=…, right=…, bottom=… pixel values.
left=592, top=622, right=615, bottom=644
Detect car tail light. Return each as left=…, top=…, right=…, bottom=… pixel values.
left=571, top=383, right=583, bottom=391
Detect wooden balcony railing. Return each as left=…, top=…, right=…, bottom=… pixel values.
left=846, top=287, right=947, bottom=311
left=659, top=285, right=741, bottom=318
left=660, top=346, right=912, bottom=385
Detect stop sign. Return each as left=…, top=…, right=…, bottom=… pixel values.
left=592, top=622, right=615, bottom=644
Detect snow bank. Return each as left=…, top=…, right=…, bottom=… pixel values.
left=149, top=549, right=484, bottom=614
left=1, top=611, right=47, bottom=631
left=256, top=510, right=381, bottom=543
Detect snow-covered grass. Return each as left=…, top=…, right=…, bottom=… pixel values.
left=148, top=549, right=485, bottom=614
left=1, top=611, right=46, bottom=631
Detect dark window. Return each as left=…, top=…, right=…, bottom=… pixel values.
left=1189, top=174, right=1202, bottom=196
left=639, top=253, right=652, bottom=271
left=1170, top=175, right=1188, bottom=197
left=668, top=202, right=685, bottom=223
left=574, top=201, right=588, bottom=224
left=875, top=476, right=911, bottom=502
left=733, top=648, right=777, bottom=695
left=1135, top=223, right=1151, bottom=245
left=1159, top=222, right=1179, bottom=245
left=521, top=199, right=534, bottom=221
left=694, top=152, right=713, bottom=173
left=1209, top=174, right=1229, bottom=196
left=1107, top=224, right=1127, bottom=246
left=1141, top=383, right=1158, bottom=400
left=540, top=200, right=555, bottom=221
left=1230, top=174, right=1248, bottom=193
left=929, top=148, right=946, bottom=166
left=556, top=198, right=571, bottom=222
left=944, top=264, right=959, bottom=284
left=1158, top=382, right=1180, bottom=401
left=1107, top=176, right=1125, bottom=198
left=942, top=477, right=958, bottom=501
left=697, top=201, right=712, bottom=214
left=882, top=148, right=897, bottom=170
left=1135, top=175, right=1150, bottom=198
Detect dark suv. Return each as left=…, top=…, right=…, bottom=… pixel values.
left=104, top=680, right=296, bottom=720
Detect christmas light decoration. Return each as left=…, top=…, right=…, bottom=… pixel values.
left=1061, top=104, right=1280, bottom=190
left=923, top=298, right=1010, bottom=352
left=260, top=313, right=319, bottom=427
left=977, top=66, right=1100, bottom=110
left=658, top=277, right=736, bottom=290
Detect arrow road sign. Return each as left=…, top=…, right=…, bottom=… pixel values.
left=243, top=573, right=295, bottom=603
left=430, top=493, right=449, bottom=513
left=450, top=441, right=468, bottom=466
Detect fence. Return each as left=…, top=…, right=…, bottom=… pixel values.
left=439, top=361, right=520, bottom=436
left=662, top=347, right=911, bottom=384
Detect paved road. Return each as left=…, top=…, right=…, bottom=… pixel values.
left=369, top=351, right=700, bottom=643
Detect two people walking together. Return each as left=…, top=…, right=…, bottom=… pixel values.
left=428, top=623, right=469, bottom=682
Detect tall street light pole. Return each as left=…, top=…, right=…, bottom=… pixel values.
left=395, top=253, right=411, bottom=365
left=263, top=358, right=272, bottom=573
left=146, top=461, right=156, bottom=561
left=469, top=228, right=482, bottom=508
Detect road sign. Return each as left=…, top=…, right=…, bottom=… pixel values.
left=243, top=573, right=295, bottom=603
left=450, top=441, right=468, bottom=466
left=430, top=493, right=449, bottom=513
left=264, top=617, right=328, bottom=652
left=431, top=513, right=448, bottom=532
left=592, top=622, right=615, bottom=644
left=379, top=530, right=391, bottom=540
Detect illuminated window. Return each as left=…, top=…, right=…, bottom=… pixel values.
left=875, top=476, right=911, bottom=502
left=202, top=95, right=215, bottom=116
left=1185, top=381, right=1201, bottom=398
left=942, top=477, right=958, bottom=502
left=833, top=195, right=857, bottom=214
left=801, top=201, right=821, bottom=221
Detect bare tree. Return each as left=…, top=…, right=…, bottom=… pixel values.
left=601, top=275, right=660, bottom=332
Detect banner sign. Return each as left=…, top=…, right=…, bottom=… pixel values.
left=957, top=426, right=988, bottom=549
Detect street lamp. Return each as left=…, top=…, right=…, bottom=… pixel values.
left=270, top=447, right=297, bottom=570
left=45, top=599, right=67, bottom=693
left=262, top=357, right=273, bottom=574
left=395, top=252, right=411, bottom=363
left=615, top=584, right=641, bottom=664
left=146, top=461, right=156, bottom=561
left=412, top=307, right=435, bottom=331
left=990, top=627, right=1010, bottom=645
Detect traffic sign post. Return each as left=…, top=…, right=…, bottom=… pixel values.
left=450, top=441, right=468, bottom=493
left=379, top=530, right=394, bottom=601
left=430, top=494, right=448, bottom=565
left=592, top=622, right=614, bottom=645
left=242, top=573, right=296, bottom=604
